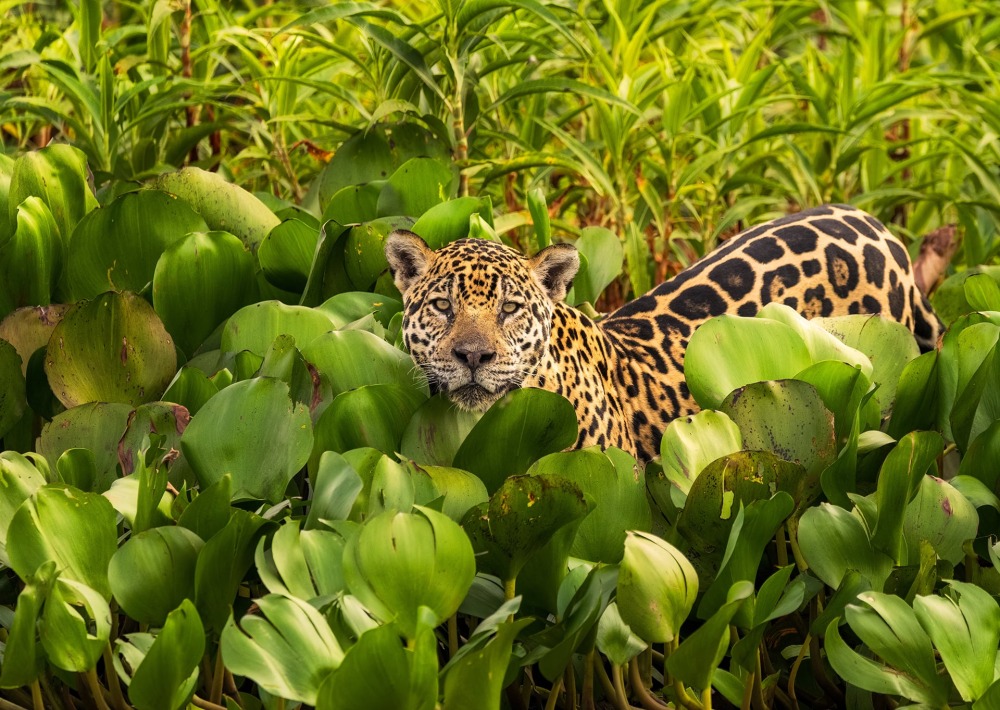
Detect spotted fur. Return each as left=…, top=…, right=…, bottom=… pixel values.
left=385, top=205, right=942, bottom=462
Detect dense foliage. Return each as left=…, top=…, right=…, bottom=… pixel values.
left=1, top=1, right=1000, bottom=709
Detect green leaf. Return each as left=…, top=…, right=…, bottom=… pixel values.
left=259, top=219, right=321, bottom=293
left=685, top=315, right=812, bottom=408
left=0, top=560, right=56, bottom=688
left=666, top=581, right=752, bottom=693
left=7, top=144, right=97, bottom=245
left=570, top=226, right=624, bottom=305
left=127, top=600, right=205, bottom=710
left=40, top=577, right=111, bottom=672
left=461, top=475, right=591, bottom=587
left=0, top=452, right=45, bottom=548
left=65, top=190, right=208, bottom=301
left=312, top=383, right=425, bottom=456
left=488, top=78, right=639, bottom=115
left=376, top=157, right=455, bottom=219
left=181, top=378, right=313, bottom=503
left=964, top=272, right=1000, bottom=312
left=903, top=475, right=978, bottom=565
left=871, top=431, right=945, bottom=563
left=151, top=168, right=281, bottom=250
left=400, top=395, right=481, bottom=466
left=316, top=291, right=402, bottom=329
left=343, top=507, right=475, bottom=639
left=344, top=216, right=417, bottom=290
left=442, top=617, right=526, bottom=710
left=221, top=301, right=335, bottom=357
left=45, top=291, right=177, bottom=408
left=410, top=196, right=494, bottom=249
left=797, top=503, right=892, bottom=590
left=177, top=474, right=232, bottom=540
left=8, top=483, right=117, bottom=599
left=194, top=509, right=269, bottom=635
left=316, top=614, right=437, bottom=710
left=617, top=531, right=697, bottom=644
left=414, top=463, right=489, bottom=522
left=528, top=447, right=650, bottom=563
left=453, top=388, right=578, bottom=493
left=221, top=594, right=343, bottom=705
left=0, top=197, right=61, bottom=317
left=596, top=602, right=646, bottom=667
left=109, top=527, right=204, bottom=627
left=40, top=402, right=132, bottom=492
left=301, top=329, right=423, bottom=395
left=658, top=410, right=742, bottom=499
left=153, top=231, right=257, bottom=355
left=914, top=581, right=1000, bottom=702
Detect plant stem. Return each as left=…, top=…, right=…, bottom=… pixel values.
left=610, top=663, right=630, bottom=710
left=628, top=657, right=668, bottom=710
left=775, top=524, right=788, bottom=568
left=752, top=650, right=766, bottom=710
left=29, top=681, right=43, bottom=710
left=701, top=687, right=712, bottom=710
left=0, top=698, right=29, bottom=710
left=593, top=655, right=619, bottom=709
left=503, top=577, right=516, bottom=603
left=210, top=646, right=225, bottom=704
left=102, top=644, right=130, bottom=710
left=565, top=663, right=577, bottom=710
left=787, top=634, right=809, bottom=710
left=191, top=697, right=228, bottom=710
left=665, top=639, right=702, bottom=710
left=83, top=669, right=111, bottom=710
left=544, top=675, right=564, bottom=710
left=785, top=517, right=809, bottom=572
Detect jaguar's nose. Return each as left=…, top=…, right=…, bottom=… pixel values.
left=453, top=345, right=496, bottom=370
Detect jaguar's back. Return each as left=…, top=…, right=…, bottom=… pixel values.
left=386, top=204, right=942, bottom=462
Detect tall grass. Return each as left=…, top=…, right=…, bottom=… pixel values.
left=2, top=0, right=998, bottom=297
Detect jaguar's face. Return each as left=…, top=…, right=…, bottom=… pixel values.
left=385, top=231, right=579, bottom=410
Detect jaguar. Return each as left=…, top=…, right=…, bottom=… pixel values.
left=384, top=204, right=942, bottom=462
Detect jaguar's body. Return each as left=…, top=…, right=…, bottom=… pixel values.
left=385, top=204, right=941, bottom=462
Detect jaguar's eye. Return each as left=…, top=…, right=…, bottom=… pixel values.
left=433, top=298, right=451, bottom=312
left=501, top=301, right=521, bottom=315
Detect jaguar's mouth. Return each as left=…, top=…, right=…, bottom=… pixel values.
left=448, top=382, right=511, bottom=411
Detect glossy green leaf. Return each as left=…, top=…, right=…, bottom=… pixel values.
left=221, top=300, right=335, bottom=356
left=442, top=617, right=525, bottom=710
left=302, top=329, right=423, bottom=395
left=221, top=593, right=343, bottom=705
left=323, top=182, right=382, bottom=225
left=528, top=447, right=650, bottom=562
left=102, top=474, right=174, bottom=530
left=0, top=197, right=61, bottom=316
left=461, top=474, right=591, bottom=587
left=399, top=394, right=481, bottom=466
left=153, top=230, right=257, bottom=355
left=454, top=388, right=578, bottom=493
left=45, top=291, right=177, bottom=408
left=659, top=410, right=743, bottom=498
left=7, top=144, right=97, bottom=245
left=414, top=463, right=489, bottom=522
left=617, top=531, right=697, bottom=644
left=685, top=314, right=813, bottom=408
left=344, top=216, right=418, bottom=290
left=7, top=483, right=117, bottom=599
left=914, top=581, right=1000, bottom=702
left=376, top=157, right=455, bottom=219
left=666, top=581, right=752, bottom=693
left=410, top=195, right=494, bottom=248
left=0, top=338, right=25, bottom=438
left=151, top=167, right=280, bottom=250
left=177, top=474, right=232, bottom=541
left=797, top=503, right=892, bottom=589
left=316, top=613, right=437, bottom=710
left=316, top=291, right=402, bottom=329
left=313, top=383, right=425, bottom=455
left=0, top=304, right=70, bottom=375
left=39, top=402, right=132, bottom=492
left=194, top=509, right=269, bottom=634
left=182, top=378, right=312, bottom=502
left=127, top=599, right=205, bottom=710
left=903, top=475, right=978, bottom=565
left=109, top=527, right=203, bottom=626
left=871, top=431, right=945, bottom=562
left=0, top=560, right=55, bottom=688
left=343, top=507, right=475, bottom=639
left=965, top=272, right=1000, bottom=312
left=0, top=452, right=45, bottom=548
left=571, top=226, right=624, bottom=304
left=259, top=219, right=320, bottom=293
left=40, top=577, right=111, bottom=672
left=65, top=190, right=208, bottom=301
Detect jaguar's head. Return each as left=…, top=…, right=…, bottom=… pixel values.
left=385, top=231, right=579, bottom=411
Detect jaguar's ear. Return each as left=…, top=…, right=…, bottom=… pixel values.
left=529, top=243, right=580, bottom=302
left=385, top=229, right=434, bottom=294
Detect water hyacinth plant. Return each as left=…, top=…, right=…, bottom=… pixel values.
left=0, top=1, right=999, bottom=709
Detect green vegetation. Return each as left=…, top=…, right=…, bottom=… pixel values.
left=1, top=1, right=1000, bottom=709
